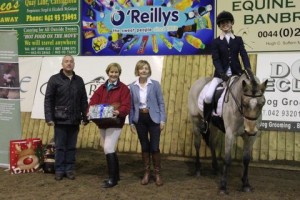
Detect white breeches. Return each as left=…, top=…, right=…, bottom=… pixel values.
left=99, top=128, right=122, bottom=154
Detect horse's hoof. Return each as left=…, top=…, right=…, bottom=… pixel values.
left=242, top=186, right=253, bottom=192
left=219, top=189, right=228, bottom=195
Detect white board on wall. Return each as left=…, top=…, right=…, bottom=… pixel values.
left=19, top=57, right=42, bottom=112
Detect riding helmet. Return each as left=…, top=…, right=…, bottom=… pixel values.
left=216, top=11, right=234, bottom=26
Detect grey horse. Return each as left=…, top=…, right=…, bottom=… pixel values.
left=188, top=73, right=268, bottom=194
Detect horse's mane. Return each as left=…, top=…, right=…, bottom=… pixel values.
left=238, top=72, right=261, bottom=96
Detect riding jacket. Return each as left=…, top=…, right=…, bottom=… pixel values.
left=211, top=33, right=251, bottom=78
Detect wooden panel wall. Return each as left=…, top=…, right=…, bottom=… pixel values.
left=21, top=54, right=300, bottom=162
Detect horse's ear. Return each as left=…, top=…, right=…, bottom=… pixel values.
left=242, top=80, right=249, bottom=93
left=260, top=79, right=268, bottom=93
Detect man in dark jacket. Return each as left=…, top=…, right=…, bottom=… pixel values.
left=44, top=55, right=89, bottom=181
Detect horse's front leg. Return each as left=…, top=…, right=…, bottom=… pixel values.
left=241, top=136, right=256, bottom=192
left=192, top=119, right=202, bottom=176
left=209, top=126, right=219, bottom=174
left=220, top=133, right=234, bottom=194
left=194, top=130, right=201, bottom=176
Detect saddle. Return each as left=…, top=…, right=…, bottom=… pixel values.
left=198, top=76, right=239, bottom=133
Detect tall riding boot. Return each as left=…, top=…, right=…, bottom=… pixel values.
left=114, top=153, right=120, bottom=181
left=103, top=153, right=120, bottom=184
left=102, top=153, right=118, bottom=188
left=200, top=102, right=212, bottom=134
left=141, top=152, right=150, bottom=185
left=152, top=152, right=163, bottom=186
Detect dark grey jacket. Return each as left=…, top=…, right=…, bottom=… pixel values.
left=44, top=69, right=88, bottom=125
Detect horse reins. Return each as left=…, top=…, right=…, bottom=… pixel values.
left=225, top=76, right=262, bottom=121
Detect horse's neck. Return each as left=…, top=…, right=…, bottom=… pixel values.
left=230, top=76, right=243, bottom=97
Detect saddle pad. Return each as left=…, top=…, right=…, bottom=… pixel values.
left=197, top=82, right=226, bottom=117
left=197, top=76, right=239, bottom=117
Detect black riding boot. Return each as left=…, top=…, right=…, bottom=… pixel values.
left=200, top=102, right=212, bottom=134
left=103, top=153, right=120, bottom=184
left=102, top=153, right=118, bottom=188
left=114, top=153, right=120, bottom=181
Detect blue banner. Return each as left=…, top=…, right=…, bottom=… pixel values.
left=81, top=0, right=215, bottom=55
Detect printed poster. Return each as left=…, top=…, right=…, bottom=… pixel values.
left=0, top=30, right=22, bottom=167
left=81, top=0, right=215, bottom=55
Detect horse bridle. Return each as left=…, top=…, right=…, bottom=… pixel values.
left=225, top=76, right=263, bottom=121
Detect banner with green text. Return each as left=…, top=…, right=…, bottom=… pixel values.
left=0, top=0, right=80, bottom=56
left=0, top=30, right=22, bottom=168
left=216, top=0, right=300, bottom=52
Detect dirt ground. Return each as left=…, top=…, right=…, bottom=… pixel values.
left=1, top=149, right=300, bottom=200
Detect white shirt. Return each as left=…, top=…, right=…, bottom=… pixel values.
left=219, top=32, right=235, bottom=43
left=134, top=78, right=152, bottom=109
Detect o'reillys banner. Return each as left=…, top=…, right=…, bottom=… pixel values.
left=81, top=0, right=215, bottom=55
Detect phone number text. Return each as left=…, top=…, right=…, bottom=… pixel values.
left=262, top=110, right=300, bottom=117
left=258, top=28, right=300, bottom=38
left=26, top=14, right=77, bottom=23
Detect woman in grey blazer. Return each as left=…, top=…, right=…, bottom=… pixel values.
left=129, top=60, right=166, bottom=186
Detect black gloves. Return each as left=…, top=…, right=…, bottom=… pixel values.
left=220, top=73, right=229, bottom=81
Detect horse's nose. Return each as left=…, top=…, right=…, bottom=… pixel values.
left=244, top=118, right=258, bottom=136
left=244, top=130, right=257, bottom=136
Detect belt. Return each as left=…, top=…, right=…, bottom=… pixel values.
left=139, top=108, right=149, bottom=113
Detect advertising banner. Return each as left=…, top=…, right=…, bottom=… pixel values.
left=0, top=0, right=80, bottom=56
left=31, top=56, right=163, bottom=119
left=0, top=30, right=21, bottom=167
left=216, top=0, right=300, bottom=52
left=81, top=0, right=215, bottom=55
left=257, top=53, right=300, bottom=132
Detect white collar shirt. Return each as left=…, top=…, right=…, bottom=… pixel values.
left=134, top=78, right=152, bottom=109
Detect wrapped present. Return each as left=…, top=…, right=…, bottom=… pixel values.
left=88, top=104, right=114, bottom=119
left=88, top=104, right=121, bottom=128
left=10, top=138, right=43, bottom=174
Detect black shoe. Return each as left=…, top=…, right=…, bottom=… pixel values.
left=55, top=173, right=64, bottom=181
left=102, top=179, right=117, bottom=188
left=65, top=172, right=75, bottom=180
left=103, top=176, right=120, bottom=183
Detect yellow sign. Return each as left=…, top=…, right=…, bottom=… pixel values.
left=216, top=0, right=300, bottom=52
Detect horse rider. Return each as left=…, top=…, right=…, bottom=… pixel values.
left=201, top=10, right=254, bottom=134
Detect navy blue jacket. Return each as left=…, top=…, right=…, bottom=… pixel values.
left=211, top=35, right=251, bottom=78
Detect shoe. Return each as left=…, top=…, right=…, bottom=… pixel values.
left=55, top=173, right=64, bottom=181
left=102, top=179, right=117, bottom=188
left=65, top=172, right=75, bottom=180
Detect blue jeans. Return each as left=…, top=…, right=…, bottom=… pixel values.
left=135, top=113, right=161, bottom=153
left=54, top=124, right=79, bottom=173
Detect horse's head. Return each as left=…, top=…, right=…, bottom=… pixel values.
left=241, top=78, right=268, bottom=136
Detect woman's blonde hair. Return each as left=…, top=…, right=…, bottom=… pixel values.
left=134, top=60, right=152, bottom=76
left=106, top=63, right=122, bottom=75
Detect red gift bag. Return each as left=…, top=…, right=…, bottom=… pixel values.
left=10, top=138, right=43, bottom=174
